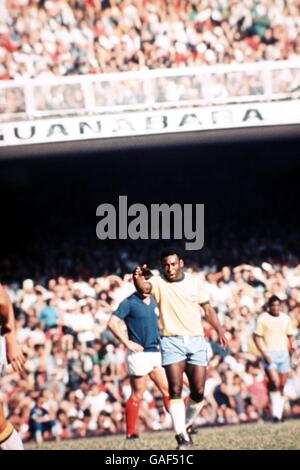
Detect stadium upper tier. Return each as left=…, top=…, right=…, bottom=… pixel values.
left=0, top=61, right=300, bottom=122
left=0, top=0, right=299, bottom=79
left=0, top=1, right=300, bottom=124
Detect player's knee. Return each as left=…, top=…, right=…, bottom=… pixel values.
left=190, top=391, right=204, bottom=402
left=131, top=392, right=144, bottom=401
left=169, top=384, right=182, bottom=399
left=269, top=380, right=280, bottom=392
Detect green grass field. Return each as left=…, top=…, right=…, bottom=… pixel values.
left=25, top=420, right=300, bottom=450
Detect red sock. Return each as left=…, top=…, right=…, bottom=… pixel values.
left=184, top=395, right=189, bottom=408
left=163, top=395, right=170, bottom=413
left=125, top=396, right=141, bottom=436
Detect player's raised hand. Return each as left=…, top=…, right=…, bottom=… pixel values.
left=133, top=265, right=152, bottom=294
left=133, top=265, right=147, bottom=279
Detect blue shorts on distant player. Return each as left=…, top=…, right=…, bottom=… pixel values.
left=160, top=335, right=208, bottom=366
left=262, top=351, right=291, bottom=374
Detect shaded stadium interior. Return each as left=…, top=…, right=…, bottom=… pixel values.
left=0, top=131, right=299, bottom=282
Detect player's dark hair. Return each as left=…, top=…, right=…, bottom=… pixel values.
left=160, top=247, right=183, bottom=262
left=268, top=295, right=281, bottom=306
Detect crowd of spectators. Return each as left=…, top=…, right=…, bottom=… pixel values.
left=0, top=258, right=299, bottom=443
left=0, top=0, right=300, bottom=81
left=1, top=1, right=300, bottom=119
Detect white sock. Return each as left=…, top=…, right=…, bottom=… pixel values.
left=0, top=429, right=24, bottom=450
left=278, top=394, right=285, bottom=420
left=35, top=430, right=43, bottom=444
left=270, top=391, right=281, bottom=419
left=186, top=398, right=205, bottom=428
left=169, top=399, right=189, bottom=439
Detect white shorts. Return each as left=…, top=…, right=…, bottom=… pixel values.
left=126, top=351, right=162, bottom=376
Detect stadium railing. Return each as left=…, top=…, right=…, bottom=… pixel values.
left=0, top=60, right=300, bottom=123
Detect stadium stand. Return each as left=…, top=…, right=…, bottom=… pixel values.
left=0, top=0, right=299, bottom=78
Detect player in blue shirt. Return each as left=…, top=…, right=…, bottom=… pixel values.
left=108, top=271, right=169, bottom=440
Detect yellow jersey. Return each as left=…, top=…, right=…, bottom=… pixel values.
left=254, top=311, right=294, bottom=352
left=150, top=272, right=209, bottom=337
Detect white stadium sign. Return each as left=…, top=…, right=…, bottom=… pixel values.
left=0, top=101, right=299, bottom=147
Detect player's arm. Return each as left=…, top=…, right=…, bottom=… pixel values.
left=252, top=333, right=272, bottom=364
left=286, top=317, right=297, bottom=354
left=287, top=335, right=297, bottom=354
left=133, top=265, right=152, bottom=294
left=202, top=303, right=228, bottom=349
left=252, top=316, right=272, bottom=363
left=0, top=284, right=14, bottom=333
left=107, top=314, right=144, bottom=353
left=0, top=285, right=25, bottom=374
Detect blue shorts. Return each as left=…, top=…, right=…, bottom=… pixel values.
left=262, top=351, right=291, bottom=374
left=160, top=335, right=208, bottom=367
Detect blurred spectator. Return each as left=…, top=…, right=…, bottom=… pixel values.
left=29, top=395, right=57, bottom=444
left=39, top=298, right=58, bottom=331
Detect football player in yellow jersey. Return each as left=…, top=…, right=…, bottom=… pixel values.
left=133, top=248, right=227, bottom=449
left=0, top=283, right=25, bottom=450
left=253, top=295, right=296, bottom=423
